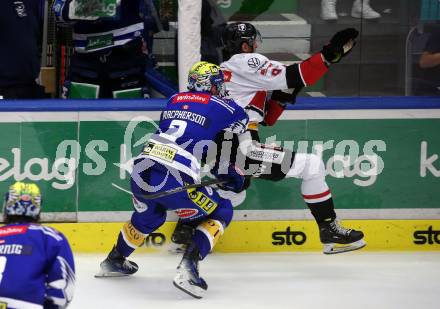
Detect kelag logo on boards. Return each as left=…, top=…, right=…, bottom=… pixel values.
left=272, top=227, right=306, bottom=246
left=413, top=226, right=440, bottom=245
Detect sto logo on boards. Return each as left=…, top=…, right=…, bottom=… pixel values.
left=413, top=226, right=440, bottom=245
left=272, top=226, right=306, bottom=246
left=144, top=233, right=166, bottom=247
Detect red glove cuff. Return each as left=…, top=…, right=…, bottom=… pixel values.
left=299, top=53, right=329, bottom=86
left=263, top=99, right=285, bottom=126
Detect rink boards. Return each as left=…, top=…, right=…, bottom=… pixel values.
left=49, top=220, right=440, bottom=253
left=0, top=98, right=439, bottom=252
left=0, top=107, right=439, bottom=219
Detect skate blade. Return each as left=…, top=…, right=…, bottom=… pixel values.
left=323, top=239, right=366, bottom=255
left=173, top=279, right=205, bottom=299
left=168, top=246, right=186, bottom=254
left=94, top=271, right=131, bottom=278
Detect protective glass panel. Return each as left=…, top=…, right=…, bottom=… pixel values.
left=196, top=0, right=438, bottom=97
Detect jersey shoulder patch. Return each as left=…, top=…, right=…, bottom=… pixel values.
left=221, top=53, right=269, bottom=81
left=244, top=53, right=269, bottom=70
left=224, top=53, right=269, bottom=71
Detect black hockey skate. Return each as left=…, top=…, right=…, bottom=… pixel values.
left=173, top=244, right=208, bottom=299
left=319, top=218, right=366, bottom=254
left=169, top=220, right=195, bottom=254
left=95, top=246, right=139, bottom=278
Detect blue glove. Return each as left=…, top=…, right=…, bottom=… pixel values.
left=211, top=163, right=245, bottom=193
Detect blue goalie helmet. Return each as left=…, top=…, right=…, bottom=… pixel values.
left=187, top=61, right=226, bottom=97
left=3, top=182, right=42, bottom=220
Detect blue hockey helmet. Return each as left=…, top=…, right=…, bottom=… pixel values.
left=3, top=182, right=42, bottom=221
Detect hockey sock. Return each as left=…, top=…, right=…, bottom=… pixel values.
left=115, top=221, right=147, bottom=257
left=301, top=178, right=337, bottom=224
left=304, top=195, right=337, bottom=224
left=192, top=219, right=224, bottom=259
left=283, top=151, right=339, bottom=225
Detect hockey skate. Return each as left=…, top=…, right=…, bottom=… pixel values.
left=169, top=220, right=194, bottom=254
left=95, top=246, right=139, bottom=278
left=319, top=218, right=366, bottom=254
left=173, top=244, right=208, bottom=299
left=168, top=242, right=187, bottom=254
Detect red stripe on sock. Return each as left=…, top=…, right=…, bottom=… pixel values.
left=302, top=190, right=331, bottom=199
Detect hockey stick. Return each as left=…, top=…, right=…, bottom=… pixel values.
left=142, top=178, right=227, bottom=200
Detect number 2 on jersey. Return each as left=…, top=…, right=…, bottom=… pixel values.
left=164, top=120, right=187, bottom=142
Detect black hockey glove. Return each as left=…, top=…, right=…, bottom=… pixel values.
left=321, top=28, right=359, bottom=64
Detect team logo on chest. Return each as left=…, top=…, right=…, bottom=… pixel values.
left=247, top=57, right=261, bottom=68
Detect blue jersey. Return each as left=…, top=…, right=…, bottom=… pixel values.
left=53, top=0, right=144, bottom=53
left=0, top=223, right=75, bottom=309
left=0, top=0, right=45, bottom=86
left=137, top=91, right=248, bottom=181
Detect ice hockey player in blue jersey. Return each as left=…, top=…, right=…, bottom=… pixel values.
left=96, top=61, right=248, bottom=299
left=52, top=0, right=160, bottom=98
left=0, top=182, right=75, bottom=309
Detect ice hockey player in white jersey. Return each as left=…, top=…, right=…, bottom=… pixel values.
left=217, top=22, right=365, bottom=254
left=170, top=24, right=365, bottom=254
left=221, top=22, right=356, bottom=126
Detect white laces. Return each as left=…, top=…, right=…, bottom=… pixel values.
left=330, top=219, right=351, bottom=236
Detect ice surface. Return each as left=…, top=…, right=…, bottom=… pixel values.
left=71, top=252, right=440, bottom=309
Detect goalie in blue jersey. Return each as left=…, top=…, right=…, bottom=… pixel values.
left=0, top=182, right=75, bottom=309
left=96, top=61, right=249, bottom=299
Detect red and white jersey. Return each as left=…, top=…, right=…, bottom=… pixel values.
left=221, top=52, right=329, bottom=124
left=221, top=53, right=288, bottom=123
